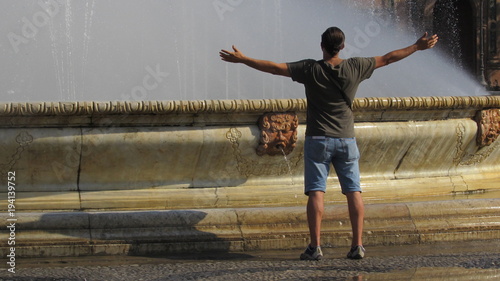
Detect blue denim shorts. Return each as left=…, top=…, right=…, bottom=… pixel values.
left=304, top=136, right=361, bottom=195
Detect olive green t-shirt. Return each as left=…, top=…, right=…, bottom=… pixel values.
left=287, top=57, right=375, bottom=138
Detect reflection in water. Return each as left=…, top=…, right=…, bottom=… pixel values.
left=361, top=267, right=500, bottom=280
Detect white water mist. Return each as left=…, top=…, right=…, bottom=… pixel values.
left=0, top=0, right=487, bottom=102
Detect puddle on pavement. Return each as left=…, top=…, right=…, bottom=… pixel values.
left=355, top=267, right=500, bottom=280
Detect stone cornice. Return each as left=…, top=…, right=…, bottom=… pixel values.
left=353, top=96, right=500, bottom=110
left=0, top=96, right=499, bottom=117
left=0, top=99, right=308, bottom=116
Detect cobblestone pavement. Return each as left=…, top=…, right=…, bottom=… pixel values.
left=1, top=240, right=499, bottom=280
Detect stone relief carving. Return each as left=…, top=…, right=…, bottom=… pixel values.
left=256, top=112, right=298, bottom=156
left=454, top=122, right=499, bottom=166
left=476, top=109, right=500, bottom=147
left=0, top=131, right=34, bottom=175
left=225, top=128, right=302, bottom=177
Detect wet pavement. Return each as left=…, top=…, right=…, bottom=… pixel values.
left=1, top=240, right=499, bottom=280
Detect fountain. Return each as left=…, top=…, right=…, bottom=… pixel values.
left=0, top=0, right=499, bottom=257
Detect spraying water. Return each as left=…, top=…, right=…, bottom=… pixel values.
left=280, top=147, right=295, bottom=186
left=81, top=0, right=96, bottom=96
left=0, top=0, right=488, bottom=102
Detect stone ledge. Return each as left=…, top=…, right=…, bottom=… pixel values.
left=1, top=199, right=499, bottom=257
left=2, top=174, right=499, bottom=212
left=0, top=96, right=499, bottom=127
left=1, top=97, right=498, bottom=116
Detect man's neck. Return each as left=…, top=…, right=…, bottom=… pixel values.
left=323, top=53, right=343, bottom=67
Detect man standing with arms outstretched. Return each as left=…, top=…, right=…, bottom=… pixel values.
left=220, top=27, right=438, bottom=260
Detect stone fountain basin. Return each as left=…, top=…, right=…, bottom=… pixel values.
left=0, top=96, right=499, bottom=257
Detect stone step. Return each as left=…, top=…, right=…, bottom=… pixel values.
left=2, top=198, right=499, bottom=257
left=2, top=172, right=500, bottom=212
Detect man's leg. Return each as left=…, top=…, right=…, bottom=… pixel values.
left=307, top=191, right=324, bottom=247
left=301, top=136, right=329, bottom=260
left=346, top=191, right=364, bottom=247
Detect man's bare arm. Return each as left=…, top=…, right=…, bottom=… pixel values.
left=375, top=33, right=439, bottom=69
left=220, top=45, right=290, bottom=77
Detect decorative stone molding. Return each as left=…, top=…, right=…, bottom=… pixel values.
left=0, top=99, right=308, bottom=116
left=0, top=131, right=34, bottom=175
left=353, top=96, right=500, bottom=110
left=0, top=96, right=499, bottom=117
left=1, top=96, right=499, bottom=128
left=256, top=113, right=298, bottom=156
left=476, top=109, right=500, bottom=147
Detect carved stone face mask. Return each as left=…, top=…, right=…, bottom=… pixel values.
left=476, top=109, right=500, bottom=147
left=256, top=112, right=298, bottom=156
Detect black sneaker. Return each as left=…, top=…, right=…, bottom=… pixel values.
left=300, top=245, right=323, bottom=260
left=347, top=245, right=365, bottom=259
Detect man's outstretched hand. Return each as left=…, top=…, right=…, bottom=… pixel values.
left=415, top=32, right=439, bottom=51
left=219, top=45, right=290, bottom=77
left=220, top=45, right=246, bottom=63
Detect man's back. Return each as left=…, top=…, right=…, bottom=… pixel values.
left=287, top=57, right=375, bottom=138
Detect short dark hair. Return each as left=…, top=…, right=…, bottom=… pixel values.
left=321, top=27, right=345, bottom=56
